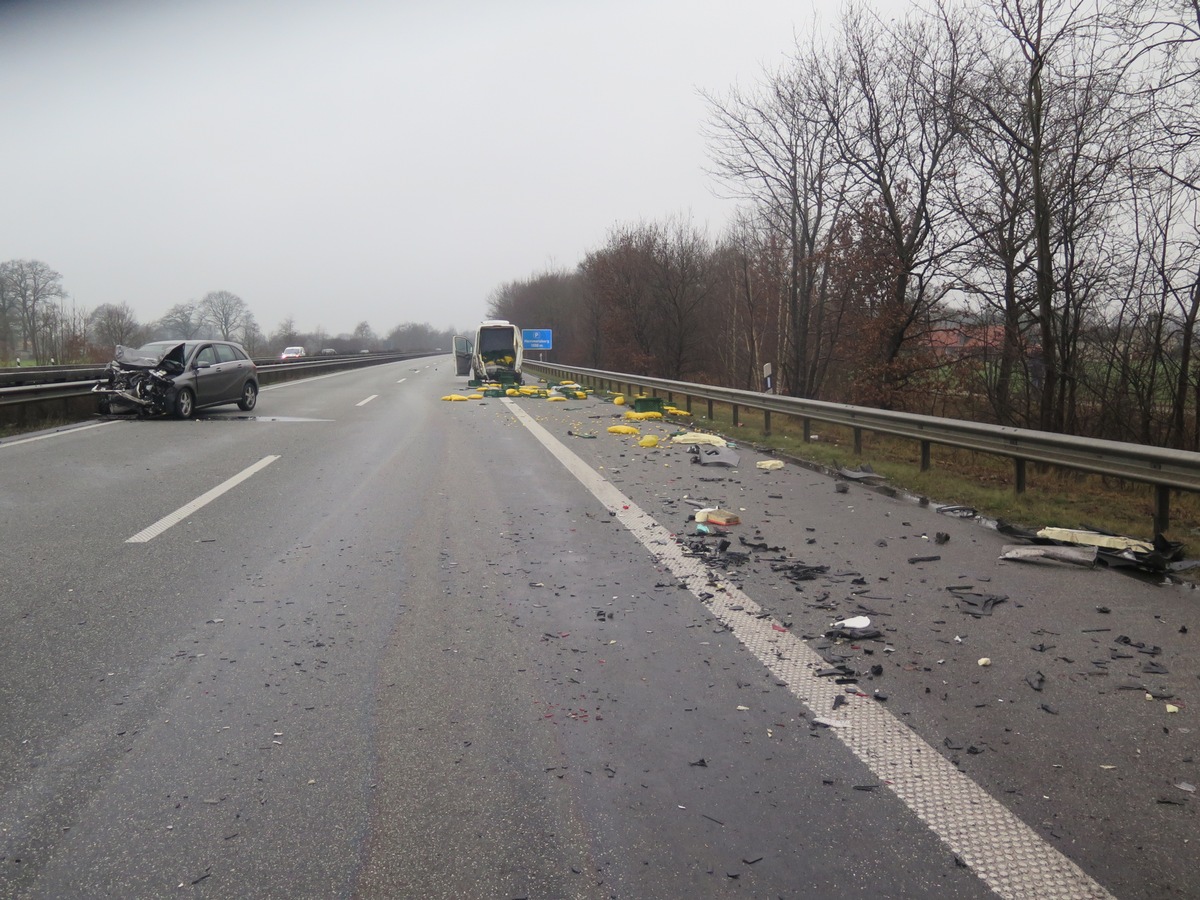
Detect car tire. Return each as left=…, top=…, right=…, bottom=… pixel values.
left=238, top=381, right=258, bottom=411
left=174, top=387, right=195, bottom=419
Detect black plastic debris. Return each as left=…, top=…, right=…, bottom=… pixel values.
left=908, top=555, right=941, bottom=564
left=949, top=586, right=1009, bottom=617
left=689, top=758, right=708, bottom=767
left=825, top=623, right=884, bottom=641
left=1026, top=671, right=1045, bottom=692
left=815, top=664, right=857, bottom=679
left=1141, top=660, right=1170, bottom=675
left=770, top=560, right=830, bottom=583
left=934, top=532, right=950, bottom=545
left=1040, top=703, right=1059, bottom=715
left=739, top=535, right=784, bottom=552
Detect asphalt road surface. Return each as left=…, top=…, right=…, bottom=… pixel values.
left=0, top=360, right=1195, bottom=899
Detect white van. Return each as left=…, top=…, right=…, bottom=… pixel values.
left=470, top=320, right=523, bottom=384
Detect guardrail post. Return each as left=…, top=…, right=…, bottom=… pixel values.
left=1155, top=485, right=1170, bottom=534
left=853, top=427, right=862, bottom=455
left=763, top=410, right=771, bottom=436
left=803, top=418, right=811, bottom=442
left=706, top=398, right=714, bottom=420
left=1014, top=458, right=1026, bottom=494
left=920, top=440, right=931, bottom=472
left=732, top=404, right=740, bottom=427
left=686, top=395, right=693, bottom=414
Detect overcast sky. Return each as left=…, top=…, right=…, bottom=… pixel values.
left=0, top=0, right=888, bottom=338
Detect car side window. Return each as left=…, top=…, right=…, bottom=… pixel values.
left=196, top=346, right=218, bottom=366
left=215, top=344, right=238, bottom=363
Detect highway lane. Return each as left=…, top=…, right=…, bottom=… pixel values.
left=0, top=360, right=1194, bottom=898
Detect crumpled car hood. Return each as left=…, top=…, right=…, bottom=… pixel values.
left=113, top=343, right=186, bottom=371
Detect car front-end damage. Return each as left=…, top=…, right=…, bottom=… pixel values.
left=93, top=343, right=186, bottom=415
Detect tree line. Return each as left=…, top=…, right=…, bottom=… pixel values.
left=0, top=259, right=458, bottom=364
left=489, top=0, right=1200, bottom=450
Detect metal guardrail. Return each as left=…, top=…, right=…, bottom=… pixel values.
left=525, top=362, right=1200, bottom=534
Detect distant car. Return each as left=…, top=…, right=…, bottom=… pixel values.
left=280, top=346, right=306, bottom=359
left=319, top=348, right=337, bottom=355
left=94, top=340, right=259, bottom=418
left=359, top=349, right=370, bottom=354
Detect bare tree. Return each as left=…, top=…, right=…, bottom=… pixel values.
left=0, top=260, right=64, bottom=363
left=89, top=303, right=143, bottom=349
left=818, top=4, right=968, bottom=407
left=199, top=290, right=250, bottom=341
left=157, top=302, right=205, bottom=339
left=703, top=43, right=849, bottom=398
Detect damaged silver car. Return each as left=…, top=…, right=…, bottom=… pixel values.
left=94, top=340, right=259, bottom=418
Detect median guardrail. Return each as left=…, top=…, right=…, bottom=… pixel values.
left=0, top=351, right=442, bottom=431
left=524, top=362, right=1200, bottom=534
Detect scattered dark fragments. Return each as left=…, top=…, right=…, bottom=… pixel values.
left=1026, top=672, right=1046, bottom=692
left=832, top=695, right=847, bottom=710
left=853, top=784, right=879, bottom=791
left=1115, top=635, right=1162, bottom=656
left=908, top=555, right=942, bottom=564
left=949, top=587, right=1009, bottom=617
left=1040, top=703, right=1059, bottom=715
left=770, top=560, right=831, bottom=582
left=1096, top=606, right=1111, bottom=614
left=1031, top=643, right=1056, bottom=653
left=743, top=857, right=763, bottom=865
left=689, top=758, right=708, bottom=767
left=944, top=737, right=964, bottom=750
left=935, top=532, right=950, bottom=545
left=815, top=664, right=857, bottom=679
left=825, top=624, right=884, bottom=641
left=1141, top=660, right=1170, bottom=675
left=739, top=535, right=784, bottom=552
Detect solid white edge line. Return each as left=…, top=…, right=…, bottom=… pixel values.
left=356, top=394, right=378, bottom=407
left=125, top=455, right=281, bottom=543
left=0, top=421, right=117, bottom=448
left=504, top=399, right=1114, bottom=900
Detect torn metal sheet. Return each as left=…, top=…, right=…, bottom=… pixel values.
left=837, top=467, right=886, bottom=482
left=1000, top=544, right=1098, bottom=567
left=998, top=520, right=1184, bottom=574
left=691, top=445, right=741, bottom=467
left=1036, top=527, right=1154, bottom=554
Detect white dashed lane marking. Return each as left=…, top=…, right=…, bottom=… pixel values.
left=126, top=455, right=280, bottom=543
left=506, top=399, right=1114, bottom=900
left=356, top=394, right=378, bottom=407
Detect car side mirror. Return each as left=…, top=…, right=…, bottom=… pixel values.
left=195, top=361, right=211, bottom=369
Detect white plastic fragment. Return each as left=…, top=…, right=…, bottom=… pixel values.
left=834, top=615, right=871, bottom=629
left=977, top=657, right=992, bottom=666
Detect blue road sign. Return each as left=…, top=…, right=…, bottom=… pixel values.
left=523, top=328, right=553, bottom=350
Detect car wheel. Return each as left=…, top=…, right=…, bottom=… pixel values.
left=238, top=381, right=258, bottom=411
left=174, top=387, right=195, bottom=419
